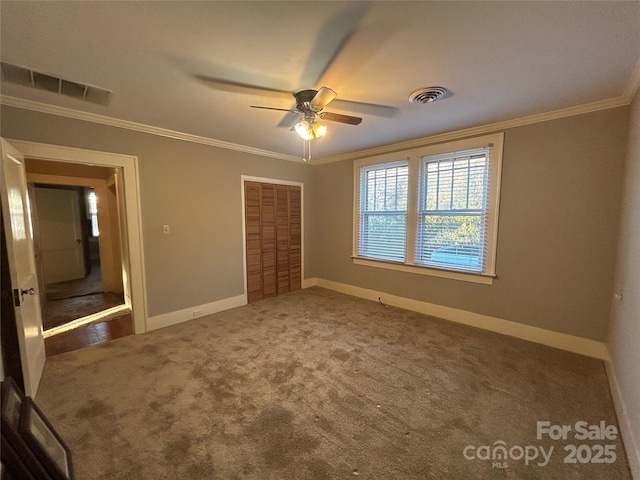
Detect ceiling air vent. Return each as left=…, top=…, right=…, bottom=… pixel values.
left=408, top=87, right=448, bottom=104
left=1, top=62, right=112, bottom=106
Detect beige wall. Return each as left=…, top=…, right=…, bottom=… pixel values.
left=311, top=107, right=629, bottom=341
left=608, top=91, right=640, bottom=475
left=0, top=106, right=314, bottom=318
left=0, top=105, right=629, bottom=341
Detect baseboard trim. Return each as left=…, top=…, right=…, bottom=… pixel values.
left=309, top=277, right=609, bottom=360
left=605, top=359, right=640, bottom=479
left=147, top=294, right=247, bottom=332
left=145, top=278, right=608, bottom=359
left=147, top=278, right=321, bottom=332
left=302, top=278, right=319, bottom=289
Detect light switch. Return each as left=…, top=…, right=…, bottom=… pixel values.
left=162, top=224, right=170, bottom=235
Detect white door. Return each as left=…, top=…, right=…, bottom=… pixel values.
left=35, top=186, right=85, bottom=284
left=0, top=138, right=46, bottom=397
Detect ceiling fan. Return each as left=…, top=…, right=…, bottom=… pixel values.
left=250, top=86, right=362, bottom=141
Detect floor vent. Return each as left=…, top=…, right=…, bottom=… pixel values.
left=1, top=62, right=112, bottom=106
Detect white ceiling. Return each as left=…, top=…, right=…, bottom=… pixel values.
left=1, top=1, right=639, bottom=162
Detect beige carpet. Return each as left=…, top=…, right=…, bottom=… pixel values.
left=36, top=287, right=631, bottom=479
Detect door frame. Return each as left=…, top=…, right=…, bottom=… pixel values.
left=241, top=176, right=304, bottom=304
left=7, top=139, right=148, bottom=334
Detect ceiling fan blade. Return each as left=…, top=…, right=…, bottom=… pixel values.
left=278, top=111, right=302, bottom=129
left=319, top=111, right=362, bottom=125
left=331, top=99, right=399, bottom=118
left=250, top=106, right=298, bottom=113
left=298, top=3, right=370, bottom=87
left=195, top=75, right=292, bottom=99
left=310, top=86, right=337, bottom=111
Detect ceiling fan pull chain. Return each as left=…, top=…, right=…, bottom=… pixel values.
left=302, top=139, right=311, bottom=163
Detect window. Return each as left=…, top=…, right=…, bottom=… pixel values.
left=416, top=148, right=488, bottom=272
left=88, top=190, right=99, bottom=236
left=353, top=133, right=503, bottom=284
left=357, top=161, right=409, bottom=262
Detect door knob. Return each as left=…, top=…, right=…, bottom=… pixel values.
left=21, top=288, right=35, bottom=296
left=76, top=239, right=82, bottom=244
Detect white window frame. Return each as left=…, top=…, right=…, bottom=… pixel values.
left=352, top=132, right=504, bottom=285
left=357, top=159, right=409, bottom=262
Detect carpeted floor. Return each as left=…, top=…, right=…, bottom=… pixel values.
left=36, top=288, right=631, bottom=479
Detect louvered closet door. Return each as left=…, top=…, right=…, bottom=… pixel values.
left=276, top=185, right=291, bottom=294
left=245, top=182, right=263, bottom=303
left=288, top=186, right=302, bottom=291
left=244, top=182, right=301, bottom=303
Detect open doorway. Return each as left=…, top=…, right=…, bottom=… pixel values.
left=25, top=158, right=132, bottom=344
left=33, top=184, right=127, bottom=330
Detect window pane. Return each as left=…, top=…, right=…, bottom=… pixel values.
left=363, top=164, right=408, bottom=212
left=88, top=191, right=99, bottom=236
left=416, top=214, right=483, bottom=271
left=468, top=164, right=486, bottom=209
left=417, top=149, right=488, bottom=272
left=437, top=161, right=453, bottom=210
left=359, top=161, right=408, bottom=261
left=425, top=171, right=438, bottom=210
left=452, top=157, right=469, bottom=210
left=360, top=213, right=407, bottom=261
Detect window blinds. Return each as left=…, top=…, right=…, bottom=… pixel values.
left=357, top=160, right=409, bottom=262
left=415, top=146, right=491, bottom=272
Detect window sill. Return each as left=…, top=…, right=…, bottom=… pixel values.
left=351, top=256, right=495, bottom=285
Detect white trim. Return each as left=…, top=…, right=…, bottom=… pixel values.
left=311, top=277, right=609, bottom=360
left=605, top=359, right=640, bottom=479
left=302, top=277, right=318, bottom=289
left=242, top=176, right=306, bottom=188
left=240, top=176, right=305, bottom=301
left=624, top=55, right=640, bottom=102
left=0, top=95, right=301, bottom=163
left=352, top=257, right=494, bottom=285
left=7, top=139, right=149, bottom=335
left=317, top=96, right=630, bottom=164
left=147, top=294, right=246, bottom=332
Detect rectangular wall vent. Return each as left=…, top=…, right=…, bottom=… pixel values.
left=1, top=62, right=112, bottom=106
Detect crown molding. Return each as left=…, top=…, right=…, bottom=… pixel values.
left=1, top=92, right=633, bottom=167
left=624, top=54, right=640, bottom=103
left=315, top=95, right=632, bottom=165
left=0, top=95, right=302, bottom=163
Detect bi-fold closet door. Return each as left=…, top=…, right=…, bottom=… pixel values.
left=245, top=181, right=301, bottom=303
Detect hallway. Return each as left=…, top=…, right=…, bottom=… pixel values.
left=41, top=263, right=126, bottom=331
left=45, top=314, right=133, bottom=357
left=42, top=263, right=133, bottom=356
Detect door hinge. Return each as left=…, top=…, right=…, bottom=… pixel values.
left=13, top=288, right=21, bottom=307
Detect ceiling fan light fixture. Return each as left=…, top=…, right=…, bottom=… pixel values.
left=295, top=120, right=314, bottom=140
left=294, top=119, right=327, bottom=140
left=312, top=122, right=327, bottom=138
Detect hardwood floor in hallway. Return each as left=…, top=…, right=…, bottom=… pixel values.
left=45, top=314, right=133, bottom=357
left=41, top=263, right=127, bottom=331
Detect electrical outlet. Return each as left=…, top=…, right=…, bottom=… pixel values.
left=193, top=309, right=203, bottom=317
